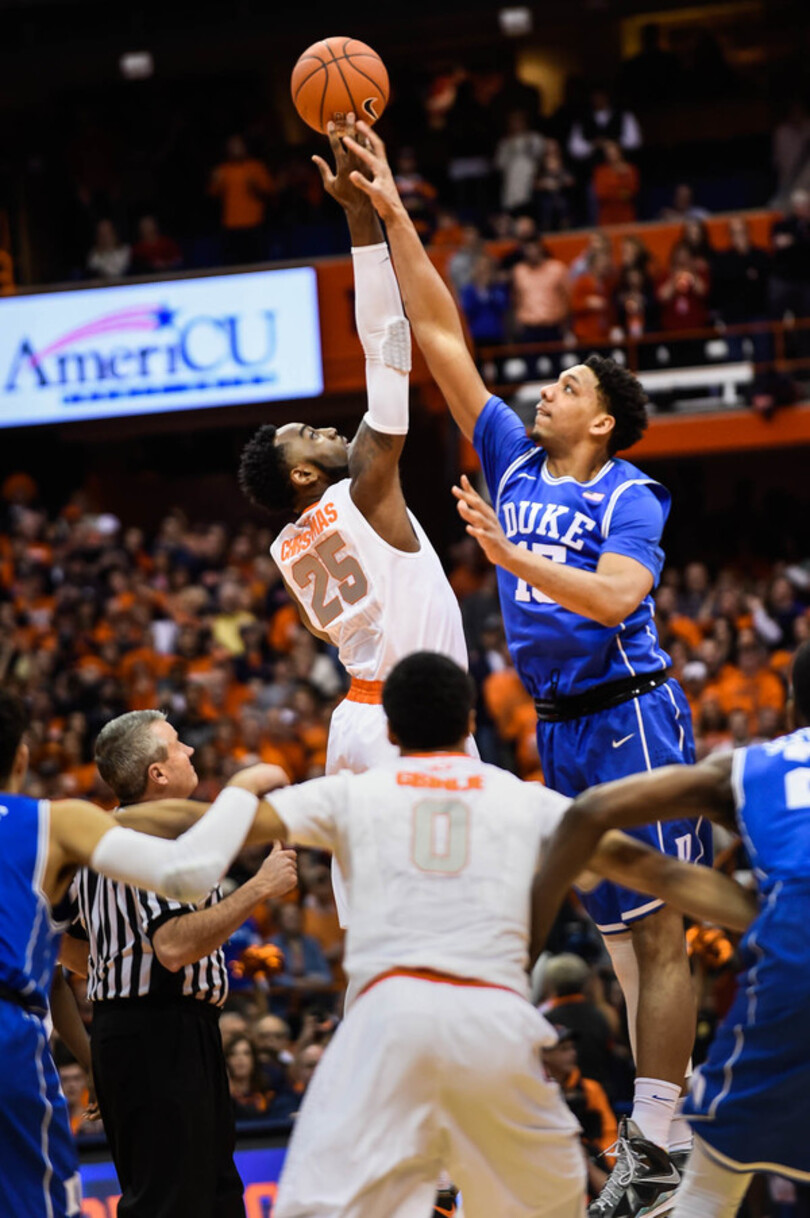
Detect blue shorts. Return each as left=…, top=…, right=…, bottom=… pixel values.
left=0, top=1001, right=81, bottom=1217
left=684, top=881, right=810, bottom=1180
left=537, top=679, right=711, bottom=934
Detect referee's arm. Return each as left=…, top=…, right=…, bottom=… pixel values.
left=152, top=843, right=297, bottom=973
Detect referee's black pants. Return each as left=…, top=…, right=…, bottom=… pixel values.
left=91, top=998, right=245, bottom=1218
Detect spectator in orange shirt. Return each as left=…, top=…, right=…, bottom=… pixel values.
left=717, top=628, right=786, bottom=731
left=592, top=140, right=640, bottom=226
left=209, top=134, right=274, bottom=265
left=570, top=245, right=617, bottom=344
left=511, top=239, right=571, bottom=345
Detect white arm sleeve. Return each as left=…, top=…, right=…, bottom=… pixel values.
left=89, top=786, right=258, bottom=903
left=351, top=241, right=411, bottom=436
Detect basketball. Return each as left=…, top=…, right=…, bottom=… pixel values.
left=291, top=37, right=389, bottom=135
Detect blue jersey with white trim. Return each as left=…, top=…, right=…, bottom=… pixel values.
left=0, top=793, right=63, bottom=1011
left=732, top=729, right=810, bottom=895
left=474, top=395, right=671, bottom=699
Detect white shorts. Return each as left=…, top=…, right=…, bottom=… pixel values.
left=326, top=698, right=400, bottom=778
left=274, top=975, right=586, bottom=1218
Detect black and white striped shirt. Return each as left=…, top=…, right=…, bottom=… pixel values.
left=70, top=869, right=228, bottom=1006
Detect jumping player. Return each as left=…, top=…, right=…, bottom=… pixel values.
left=228, top=651, right=755, bottom=1218
left=531, top=638, right=810, bottom=1217
left=0, top=689, right=284, bottom=1218
left=238, top=129, right=469, bottom=914
left=344, top=120, right=709, bottom=1214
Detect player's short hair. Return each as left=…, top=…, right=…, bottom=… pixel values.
left=94, top=710, right=168, bottom=805
left=0, top=690, right=29, bottom=785
left=791, top=640, right=810, bottom=724
left=383, top=652, right=474, bottom=751
left=585, top=354, right=649, bottom=454
left=238, top=424, right=296, bottom=515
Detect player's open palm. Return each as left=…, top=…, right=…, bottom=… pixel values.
left=254, top=841, right=298, bottom=900
left=343, top=121, right=402, bottom=222
left=453, top=474, right=511, bottom=566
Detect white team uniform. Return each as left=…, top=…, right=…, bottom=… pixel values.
left=269, top=752, right=586, bottom=1218
left=272, top=478, right=473, bottom=926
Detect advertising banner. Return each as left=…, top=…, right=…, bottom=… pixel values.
left=0, top=268, right=322, bottom=428
left=79, top=1144, right=288, bottom=1217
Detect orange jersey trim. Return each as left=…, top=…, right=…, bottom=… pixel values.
left=358, top=966, right=519, bottom=1000
left=346, top=677, right=385, bottom=705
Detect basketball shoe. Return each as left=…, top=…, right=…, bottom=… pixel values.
left=588, top=1118, right=682, bottom=1217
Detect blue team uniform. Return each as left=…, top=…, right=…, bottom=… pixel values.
left=0, top=793, right=81, bottom=1217
left=684, top=732, right=810, bottom=1179
left=474, top=395, right=709, bottom=931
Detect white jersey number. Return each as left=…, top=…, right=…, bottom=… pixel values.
left=411, top=799, right=470, bottom=875
left=291, top=531, right=369, bottom=628
left=513, top=541, right=566, bottom=605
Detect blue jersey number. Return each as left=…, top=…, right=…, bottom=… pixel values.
left=514, top=541, right=566, bottom=605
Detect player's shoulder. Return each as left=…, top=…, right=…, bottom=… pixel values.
left=600, top=456, right=670, bottom=517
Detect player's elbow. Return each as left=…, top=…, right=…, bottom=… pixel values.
left=154, top=853, right=222, bottom=904
left=152, top=940, right=187, bottom=974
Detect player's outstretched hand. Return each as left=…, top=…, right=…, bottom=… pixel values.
left=253, top=841, right=298, bottom=900
left=312, top=114, right=372, bottom=213
left=452, top=474, right=511, bottom=566
left=342, top=121, right=404, bottom=223
left=227, top=763, right=290, bottom=798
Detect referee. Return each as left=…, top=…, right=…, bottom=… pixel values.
left=69, top=709, right=296, bottom=1218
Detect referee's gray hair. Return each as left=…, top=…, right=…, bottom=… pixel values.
left=94, top=710, right=168, bottom=805
left=541, top=953, right=591, bottom=998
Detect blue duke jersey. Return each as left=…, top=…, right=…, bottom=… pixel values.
left=474, top=395, right=671, bottom=699
left=731, top=729, right=810, bottom=892
left=0, top=793, right=67, bottom=1011
left=683, top=729, right=810, bottom=1177
left=475, top=395, right=707, bottom=934
left=0, top=792, right=82, bottom=1217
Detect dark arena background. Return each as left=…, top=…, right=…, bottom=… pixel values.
left=2, top=0, right=810, bottom=1214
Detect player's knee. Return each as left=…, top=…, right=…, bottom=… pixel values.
left=630, top=905, right=690, bottom=967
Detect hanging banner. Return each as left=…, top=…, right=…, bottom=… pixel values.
left=0, top=267, right=322, bottom=428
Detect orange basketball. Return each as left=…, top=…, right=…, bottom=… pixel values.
left=291, top=37, right=389, bottom=135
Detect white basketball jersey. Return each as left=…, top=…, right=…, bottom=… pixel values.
left=270, top=753, right=571, bottom=998
left=270, top=479, right=468, bottom=680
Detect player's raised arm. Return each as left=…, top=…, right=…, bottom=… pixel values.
left=344, top=121, right=490, bottom=442
left=529, top=755, right=736, bottom=957
left=48, top=764, right=289, bottom=906
left=314, top=118, right=415, bottom=548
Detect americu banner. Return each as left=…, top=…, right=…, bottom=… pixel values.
left=0, top=267, right=322, bottom=428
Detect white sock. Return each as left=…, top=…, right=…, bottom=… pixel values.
left=672, top=1134, right=752, bottom=1217
left=631, top=1077, right=681, bottom=1149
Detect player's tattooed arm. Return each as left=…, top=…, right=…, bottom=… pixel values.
left=348, top=418, right=418, bottom=551
left=529, top=755, right=737, bottom=960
